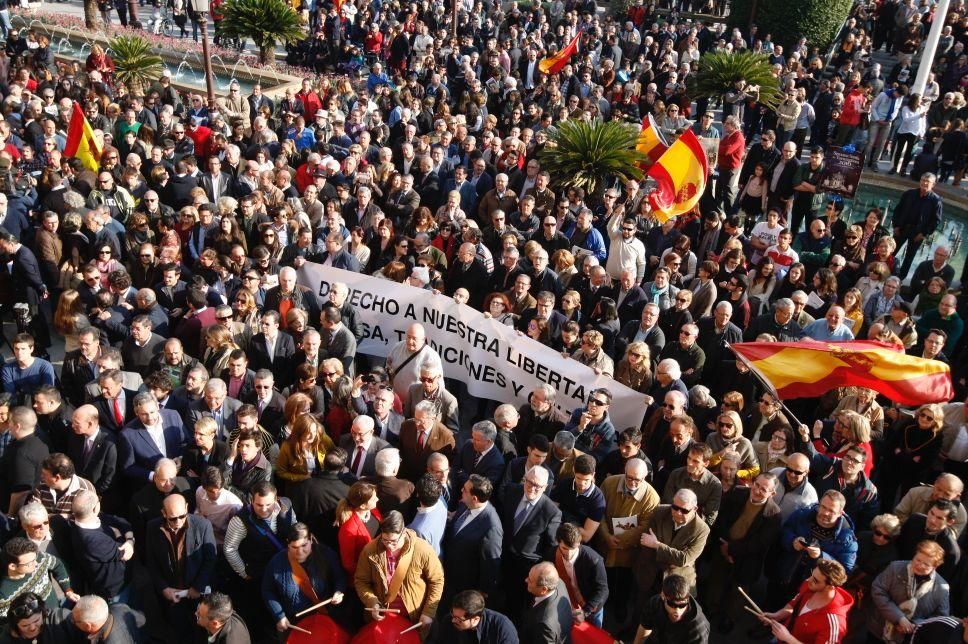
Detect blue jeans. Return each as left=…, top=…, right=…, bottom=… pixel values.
left=0, top=10, right=12, bottom=39
left=585, top=607, right=604, bottom=628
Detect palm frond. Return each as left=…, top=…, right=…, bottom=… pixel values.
left=687, top=50, right=783, bottom=111
left=539, top=120, right=645, bottom=196
left=108, top=36, right=164, bottom=95
left=219, top=0, right=305, bottom=65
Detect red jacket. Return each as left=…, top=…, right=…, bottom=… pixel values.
left=718, top=130, right=746, bottom=171
left=296, top=91, right=323, bottom=119
left=787, top=580, right=854, bottom=644
left=840, top=90, right=867, bottom=127
left=338, top=509, right=383, bottom=577
left=186, top=125, right=213, bottom=160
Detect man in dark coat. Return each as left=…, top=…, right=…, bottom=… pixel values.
left=521, top=562, right=573, bottom=643
left=195, top=592, right=251, bottom=644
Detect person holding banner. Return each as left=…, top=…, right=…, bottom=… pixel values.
left=386, top=324, right=442, bottom=401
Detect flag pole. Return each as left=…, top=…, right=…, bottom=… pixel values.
left=724, top=342, right=804, bottom=429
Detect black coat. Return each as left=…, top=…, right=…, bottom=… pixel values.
left=66, top=431, right=118, bottom=496
left=520, top=580, right=573, bottom=644
left=500, top=484, right=561, bottom=568
left=714, top=486, right=783, bottom=585
left=145, top=514, right=217, bottom=593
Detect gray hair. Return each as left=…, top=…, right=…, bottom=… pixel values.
left=715, top=301, right=733, bottom=314
left=657, top=358, right=681, bottom=380
left=73, top=595, right=110, bottom=625
left=414, top=400, right=439, bottom=418
left=154, top=458, right=177, bottom=475
left=533, top=383, right=556, bottom=403
left=885, top=276, right=901, bottom=287
left=775, top=298, right=794, bottom=311
left=18, top=502, right=48, bottom=526
left=374, top=448, right=400, bottom=476
left=494, top=404, right=519, bottom=425
left=471, top=420, right=497, bottom=443
left=205, top=378, right=227, bottom=394
left=132, top=391, right=158, bottom=411
left=673, top=488, right=699, bottom=508
left=553, top=430, right=576, bottom=451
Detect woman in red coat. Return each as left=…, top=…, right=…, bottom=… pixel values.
left=335, top=482, right=382, bottom=577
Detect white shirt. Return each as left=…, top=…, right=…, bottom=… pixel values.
left=146, top=423, right=167, bottom=455
left=454, top=502, right=489, bottom=534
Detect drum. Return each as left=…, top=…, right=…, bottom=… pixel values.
left=572, top=620, right=616, bottom=644
left=286, top=613, right=351, bottom=644
left=349, top=613, right=422, bottom=644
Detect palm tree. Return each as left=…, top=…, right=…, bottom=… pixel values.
left=218, top=0, right=305, bottom=66
left=108, top=36, right=164, bottom=96
left=687, top=50, right=783, bottom=111
left=84, top=0, right=100, bottom=30
left=539, top=119, right=645, bottom=197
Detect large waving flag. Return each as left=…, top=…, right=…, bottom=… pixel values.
left=636, top=114, right=668, bottom=165
left=646, top=128, right=708, bottom=222
left=539, top=32, right=581, bottom=75
left=64, top=101, right=102, bottom=172
left=731, top=340, right=953, bottom=406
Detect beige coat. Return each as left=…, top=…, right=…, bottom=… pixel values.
left=596, top=474, right=660, bottom=568
left=354, top=529, right=444, bottom=622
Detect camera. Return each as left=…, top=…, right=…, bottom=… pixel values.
left=13, top=302, right=31, bottom=333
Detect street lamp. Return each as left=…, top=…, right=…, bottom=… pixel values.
left=193, top=0, right=217, bottom=110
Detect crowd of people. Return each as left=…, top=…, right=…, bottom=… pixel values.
left=0, top=0, right=964, bottom=642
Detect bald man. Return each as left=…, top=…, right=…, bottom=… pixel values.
left=68, top=405, right=118, bottom=498
left=522, top=561, right=573, bottom=644
left=145, top=493, right=217, bottom=637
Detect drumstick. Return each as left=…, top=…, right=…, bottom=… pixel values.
left=295, top=597, right=335, bottom=618
left=738, top=586, right=766, bottom=615
left=374, top=607, right=402, bottom=613
left=743, top=606, right=775, bottom=623
left=399, top=622, right=422, bottom=635
left=288, top=624, right=313, bottom=635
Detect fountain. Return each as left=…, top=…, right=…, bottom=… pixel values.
left=77, top=43, right=91, bottom=59
left=174, top=61, right=199, bottom=83
left=55, top=37, right=74, bottom=55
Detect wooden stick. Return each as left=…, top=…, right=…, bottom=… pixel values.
left=743, top=606, right=774, bottom=623
left=374, top=607, right=401, bottom=614
left=399, top=622, right=422, bottom=635
left=295, top=597, right=334, bottom=618
left=288, top=624, right=313, bottom=635
left=738, top=586, right=766, bottom=616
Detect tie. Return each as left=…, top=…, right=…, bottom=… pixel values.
left=513, top=502, right=531, bottom=533
left=473, top=451, right=483, bottom=469
left=418, top=431, right=427, bottom=449
left=82, top=439, right=93, bottom=466
left=453, top=509, right=469, bottom=534
left=351, top=446, right=365, bottom=474
left=257, top=399, right=266, bottom=416
left=214, top=409, right=223, bottom=435
left=113, top=398, right=123, bottom=426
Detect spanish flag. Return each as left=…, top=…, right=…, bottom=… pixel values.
left=64, top=101, right=102, bottom=173
left=646, top=129, right=708, bottom=222
left=539, top=32, right=581, bottom=75
left=636, top=114, right=668, bottom=165
left=731, top=340, right=953, bottom=406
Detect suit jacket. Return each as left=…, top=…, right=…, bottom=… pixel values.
left=154, top=280, right=189, bottom=317
left=84, top=372, right=145, bottom=402
left=688, top=279, right=718, bottom=319
left=362, top=474, right=416, bottom=521
left=338, top=434, right=390, bottom=478
left=520, top=580, right=573, bottom=644
left=444, top=502, right=503, bottom=597
left=616, top=322, right=666, bottom=368
left=92, top=388, right=141, bottom=434
left=696, top=317, right=743, bottom=370
left=714, top=486, right=783, bottom=585
left=564, top=545, right=609, bottom=614
left=61, top=350, right=99, bottom=407
left=403, top=384, right=460, bottom=434
left=320, top=324, right=357, bottom=376
left=67, top=431, right=118, bottom=496
left=241, top=390, right=286, bottom=435
left=200, top=172, right=235, bottom=202
left=500, top=484, right=561, bottom=567
left=604, top=285, right=647, bottom=326
left=186, top=398, right=243, bottom=442
left=248, top=332, right=296, bottom=384
left=118, top=409, right=190, bottom=483
left=455, top=442, right=506, bottom=489
left=633, top=505, right=710, bottom=592
left=398, top=419, right=456, bottom=481
left=144, top=514, right=216, bottom=593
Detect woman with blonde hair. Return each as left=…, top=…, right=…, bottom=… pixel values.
left=615, top=342, right=653, bottom=394
left=202, top=324, right=239, bottom=376
left=706, top=410, right=759, bottom=482
left=806, top=410, right=875, bottom=476
left=231, top=288, right=260, bottom=339
left=53, top=289, right=92, bottom=352
left=879, top=403, right=945, bottom=505
left=832, top=387, right=885, bottom=440
left=552, top=249, right=578, bottom=288
left=335, top=481, right=382, bottom=576
left=275, top=415, right=335, bottom=486
left=842, top=287, right=866, bottom=334
left=279, top=392, right=314, bottom=443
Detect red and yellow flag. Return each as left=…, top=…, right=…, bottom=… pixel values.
left=64, top=101, right=102, bottom=173
left=539, top=32, right=581, bottom=75
left=646, top=128, right=708, bottom=223
left=731, top=340, right=953, bottom=406
left=636, top=114, right=668, bottom=165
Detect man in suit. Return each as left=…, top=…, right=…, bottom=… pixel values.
left=688, top=261, right=720, bottom=320
left=444, top=474, right=503, bottom=601
left=120, top=316, right=165, bottom=378
left=516, top=292, right=568, bottom=342
left=91, top=369, right=140, bottom=435
left=442, top=164, right=479, bottom=215
left=262, top=267, right=320, bottom=340
left=200, top=156, right=235, bottom=202
left=384, top=173, right=421, bottom=226
left=413, top=155, right=442, bottom=212
left=68, top=405, right=118, bottom=500
left=339, top=415, right=390, bottom=479
left=187, top=379, right=242, bottom=442
left=455, top=421, right=506, bottom=489
left=0, top=229, right=51, bottom=349
left=248, top=311, right=296, bottom=386
left=399, top=401, right=456, bottom=482
left=697, top=301, right=744, bottom=375
left=633, top=488, right=710, bottom=597
left=501, top=467, right=562, bottom=612
left=314, top=232, right=362, bottom=272
left=319, top=306, right=357, bottom=376
left=554, top=522, right=609, bottom=629
left=605, top=270, right=648, bottom=327
left=403, top=364, right=459, bottom=434
left=145, top=494, right=217, bottom=638
left=446, top=243, right=490, bottom=310
left=521, top=562, right=573, bottom=643
left=118, top=392, right=190, bottom=485
left=195, top=592, right=251, bottom=644
left=241, top=371, right=285, bottom=436
left=154, top=264, right=189, bottom=322
left=351, top=385, right=403, bottom=446
left=220, top=350, right=256, bottom=402
left=61, top=328, right=103, bottom=407
left=363, top=448, right=416, bottom=521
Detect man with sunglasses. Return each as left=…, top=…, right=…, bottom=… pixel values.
left=564, top=388, right=617, bottom=464
left=634, top=488, right=709, bottom=599
left=632, top=573, right=709, bottom=644
left=800, top=435, right=879, bottom=529
left=144, top=494, right=216, bottom=639
left=770, top=453, right=819, bottom=521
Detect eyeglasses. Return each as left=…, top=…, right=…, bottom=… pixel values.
left=99, top=250, right=112, bottom=255
left=670, top=504, right=692, bottom=514
left=621, top=227, right=636, bottom=232
left=630, top=352, right=646, bottom=358
left=322, top=372, right=337, bottom=378
left=419, top=376, right=437, bottom=383
left=873, top=529, right=892, bottom=539
left=10, top=597, right=40, bottom=619
left=918, top=412, right=936, bottom=421
left=451, top=613, right=477, bottom=622
left=665, top=599, right=690, bottom=609
left=675, top=297, right=689, bottom=303
left=843, top=456, right=865, bottom=465
left=25, top=520, right=49, bottom=529
left=718, top=421, right=734, bottom=428
left=588, top=398, right=608, bottom=406
left=166, top=513, right=188, bottom=523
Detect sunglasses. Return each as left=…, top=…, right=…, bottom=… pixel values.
left=166, top=513, right=188, bottom=522
left=786, top=467, right=807, bottom=476
left=588, top=398, right=608, bottom=406
left=718, top=421, right=734, bottom=428
left=665, top=599, right=690, bottom=609
left=873, top=529, right=892, bottom=539
left=670, top=504, right=692, bottom=514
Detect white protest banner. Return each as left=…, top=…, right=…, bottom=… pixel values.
left=298, top=263, right=649, bottom=430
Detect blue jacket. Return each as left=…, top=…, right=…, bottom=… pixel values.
left=779, top=505, right=858, bottom=582
left=564, top=409, right=617, bottom=464
left=262, top=544, right=346, bottom=621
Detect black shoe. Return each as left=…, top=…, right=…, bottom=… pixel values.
left=717, top=617, right=736, bottom=634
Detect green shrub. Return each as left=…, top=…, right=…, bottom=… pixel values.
left=729, top=0, right=853, bottom=52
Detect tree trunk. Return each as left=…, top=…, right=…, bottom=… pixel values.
left=259, top=43, right=273, bottom=66
left=84, top=0, right=100, bottom=30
